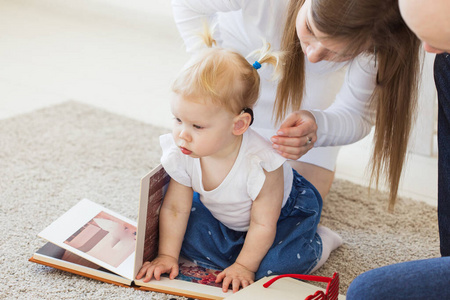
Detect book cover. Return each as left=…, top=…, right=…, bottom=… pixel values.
left=226, top=274, right=346, bottom=300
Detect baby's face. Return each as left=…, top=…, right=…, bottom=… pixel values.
left=170, top=94, right=238, bottom=159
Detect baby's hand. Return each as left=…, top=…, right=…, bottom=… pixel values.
left=215, top=262, right=255, bottom=293
left=135, top=254, right=179, bottom=282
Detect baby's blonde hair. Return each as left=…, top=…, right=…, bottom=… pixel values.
left=172, top=22, right=285, bottom=114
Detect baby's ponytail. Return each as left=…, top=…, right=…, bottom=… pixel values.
left=176, top=21, right=285, bottom=114
left=200, top=21, right=217, bottom=48
left=248, top=40, right=286, bottom=81
left=198, top=20, right=286, bottom=80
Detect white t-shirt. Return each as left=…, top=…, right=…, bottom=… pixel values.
left=160, top=128, right=293, bottom=232
left=172, top=0, right=378, bottom=171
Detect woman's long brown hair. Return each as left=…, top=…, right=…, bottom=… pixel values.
left=277, top=0, right=422, bottom=210
left=275, top=0, right=307, bottom=124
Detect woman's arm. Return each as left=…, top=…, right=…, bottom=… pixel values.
left=215, top=166, right=284, bottom=293
left=310, top=55, right=377, bottom=146
left=136, top=178, right=193, bottom=282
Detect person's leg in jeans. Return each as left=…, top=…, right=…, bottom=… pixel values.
left=435, top=52, right=450, bottom=256
left=346, top=257, right=450, bottom=299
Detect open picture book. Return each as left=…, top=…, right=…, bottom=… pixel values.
left=30, top=164, right=231, bottom=299
left=30, top=164, right=346, bottom=300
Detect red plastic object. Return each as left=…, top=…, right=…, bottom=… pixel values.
left=263, top=272, right=339, bottom=300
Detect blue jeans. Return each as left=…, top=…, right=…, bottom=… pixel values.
left=346, top=257, right=450, bottom=299
left=435, top=52, right=450, bottom=256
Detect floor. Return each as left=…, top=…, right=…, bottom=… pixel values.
left=0, top=0, right=438, bottom=207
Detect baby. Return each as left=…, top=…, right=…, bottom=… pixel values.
left=136, top=25, right=342, bottom=293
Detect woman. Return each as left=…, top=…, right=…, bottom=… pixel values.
left=171, top=0, right=421, bottom=208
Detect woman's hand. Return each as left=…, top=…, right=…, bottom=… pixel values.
left=271, top=110, right=317, bottom=160
left=215, top=262, right=255, bottom=293
left=135, top=254, right=179, bottom=282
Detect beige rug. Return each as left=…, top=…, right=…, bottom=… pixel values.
left=0, top=101, right=440, bottom=299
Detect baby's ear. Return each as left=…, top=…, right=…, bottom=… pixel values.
left=233, top=112, right=252, bottom=135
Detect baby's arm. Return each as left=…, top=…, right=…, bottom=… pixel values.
left=216, top=166, right=284, bottom=293
left=136, top=178, right=193, bottom=282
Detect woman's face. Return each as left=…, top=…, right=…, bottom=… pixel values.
left=296, top=0, right=355, bottom=63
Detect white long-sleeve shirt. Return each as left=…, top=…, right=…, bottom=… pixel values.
left=172, top=0, right=377, bottom=171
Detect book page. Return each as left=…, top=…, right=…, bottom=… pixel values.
left=133, top=165, right=232, bottom=298
left=32, top=242, right=132, bottom=286
left=176, top=257, right=222, bottom=287
left=136, top=258, right=231, bottom=300
left=38, top=199, right=136, bottom=280
left=135, top=276, right=230, bottom=300
left=134, top=164, right=170, bottom=276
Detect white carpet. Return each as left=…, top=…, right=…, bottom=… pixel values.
left=0, top=101, right=440, bottom=299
